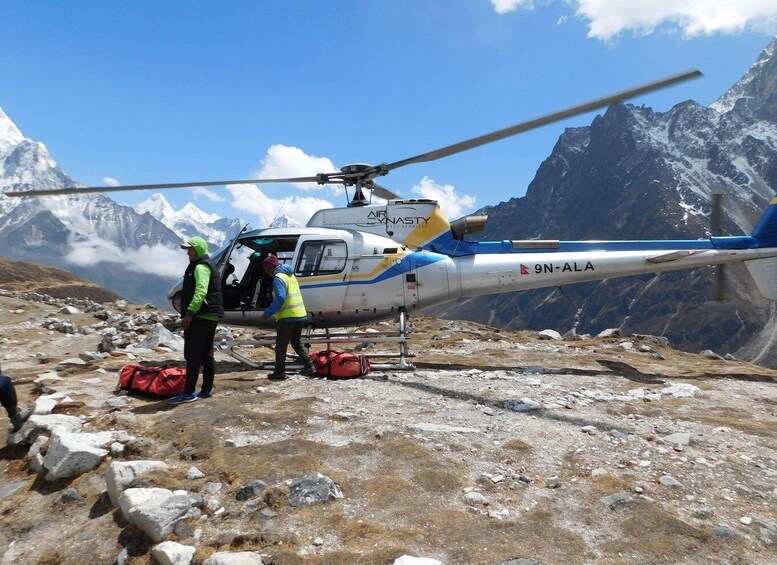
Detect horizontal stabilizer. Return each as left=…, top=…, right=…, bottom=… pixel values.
left=746, top=257, right=777, bottom=300
left=646, top=250, right=698, bottom=264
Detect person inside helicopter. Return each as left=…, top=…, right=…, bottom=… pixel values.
left=222, top=251, right=274, bottom=310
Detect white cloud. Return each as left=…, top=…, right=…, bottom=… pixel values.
left=491, top=0, right=777, bottom=40
left=411, top=176, right=476, bottom=220
left=491, top=0, right=534, bottom=15
left=577, top=0, right=777, bottom=40
left=255, top=144, right=338, bottom=191
left=191, top=186, right=225, bottom=202
left=65, top=237, right=186, bottom=277
left=226, top=183, right=335, bottom=227
left=102, top=177, right=120, bottom=187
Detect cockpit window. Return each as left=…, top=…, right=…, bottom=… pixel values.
left=295, top=240, right=347, bottom=276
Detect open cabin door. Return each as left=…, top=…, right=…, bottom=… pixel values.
left=215, top=224, right=250, bottom=280
left=220, top=233, right=300, bottom=315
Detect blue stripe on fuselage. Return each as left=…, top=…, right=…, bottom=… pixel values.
left=423, top=235, right=758, bottom=255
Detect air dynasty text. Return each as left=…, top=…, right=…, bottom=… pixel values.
left=366, top=210, right=429, bottom=226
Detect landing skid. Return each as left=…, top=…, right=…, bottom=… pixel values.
left=218, top=311, right=416, bottom=371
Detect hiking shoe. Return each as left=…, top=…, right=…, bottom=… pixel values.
left=300, top=366, right=316, bottom=376
left=10, top=406, right=33, bottom=432
left=168, top=392, right=198, bottom=405
left=267, top=372, right=287, bottom=381
left=197, top=390, right=213, bottom=399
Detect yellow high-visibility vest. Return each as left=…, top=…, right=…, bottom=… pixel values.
left=274, top=272, right=307, bottom=320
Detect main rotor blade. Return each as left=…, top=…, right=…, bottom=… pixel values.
left=384, top=69, right=702, bottom=172
left=368, top=183, right=400, bottom=201
left=3, top=176, right=329, bottom=197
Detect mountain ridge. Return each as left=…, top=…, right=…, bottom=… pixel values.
left=428, top=36, right=777, bottom=366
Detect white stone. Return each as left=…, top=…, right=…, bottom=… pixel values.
left=202, top=551, right=264, bottom=564
left=661, top=384, right=701, bottom=398
left=186, top=466, right=206, bottom=480
left=393, top=556, right=443, bottom=565
left=106, top=460, right=171, bottom=507
left=663, top=432, right=691, bottom=447
left=464, top=491, right=488, bottom=505
left=505, top=398, right=541, bottom=412
left=118, top=487, right=174, bottom=520
left=151, top=541, right=196, bottom=565
left=537, top=329, right=562, bottom=340
left=42, top=430, right=113, bottom=479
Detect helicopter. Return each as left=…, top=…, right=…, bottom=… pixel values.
left=9, top=69, right=777, bottom=369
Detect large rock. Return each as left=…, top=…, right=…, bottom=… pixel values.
left=288, top=473, right=343, bottom=507
left=151, top=541, right=196, bottom=565
left=7, top=414, right=83, bottom=446
left=127, top=493, right=203, bottom=542
left=42, top=430, right=115, bottom=480
left=118, top=487, right=174, bottom=520
left=105, top=460, right=170, bottom=506
left=134, top=323, right=184, bottom=351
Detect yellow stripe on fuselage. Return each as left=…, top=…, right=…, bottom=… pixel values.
left=399, top=207, right=451, bottom=249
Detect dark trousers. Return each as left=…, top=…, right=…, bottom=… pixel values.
left=274, top=321, right=312, bottom=373
left=0, top=375, right=18, bottom=416
left=183, top=317, right=218, bottom=394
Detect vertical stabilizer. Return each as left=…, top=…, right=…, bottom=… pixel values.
left=751, top=197, right=777, bottom=248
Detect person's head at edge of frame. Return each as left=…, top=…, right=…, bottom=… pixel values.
left=180, top=237, right=209, bottom=262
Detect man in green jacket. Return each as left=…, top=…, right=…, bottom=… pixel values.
left=169, top=236, right=225, bottom=404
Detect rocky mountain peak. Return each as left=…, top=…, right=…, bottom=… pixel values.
left=180, top=200, right=220, bottom=224
left=711, top=35, right=777, bottom=122
left=135, top=192, right=176, bottom=222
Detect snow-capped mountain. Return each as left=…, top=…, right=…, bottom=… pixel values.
left=0, top=110, right=186, bottom=306
left=429, top=36, right=777, bottom=365
left=710, top=37, right=777, bottom=120
left=269, top=214, right=302, bottom=228
left=135, top=193, right=244, bottom=249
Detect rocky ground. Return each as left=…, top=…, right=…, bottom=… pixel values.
left=1, top=267, right=776, bottom=564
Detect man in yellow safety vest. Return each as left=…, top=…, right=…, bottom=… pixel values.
left=260, top=255, right=316, bottom=380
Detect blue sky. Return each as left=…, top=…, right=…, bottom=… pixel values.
left=2, top=1, right=776, bottom=227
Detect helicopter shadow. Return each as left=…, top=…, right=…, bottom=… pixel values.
left=413, top=359, right=666, bottom=385
left=364, top=374, right=634, bottom=435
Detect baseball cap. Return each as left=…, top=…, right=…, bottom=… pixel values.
left=180, top=236, right=206, bottom=250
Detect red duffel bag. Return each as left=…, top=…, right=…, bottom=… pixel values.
left=118, top=364, right=187, bottom=398
left=310, top=350, right=371, bottom=379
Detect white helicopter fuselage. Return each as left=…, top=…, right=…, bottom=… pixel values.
left=169, top=198, right=777, bottom=328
